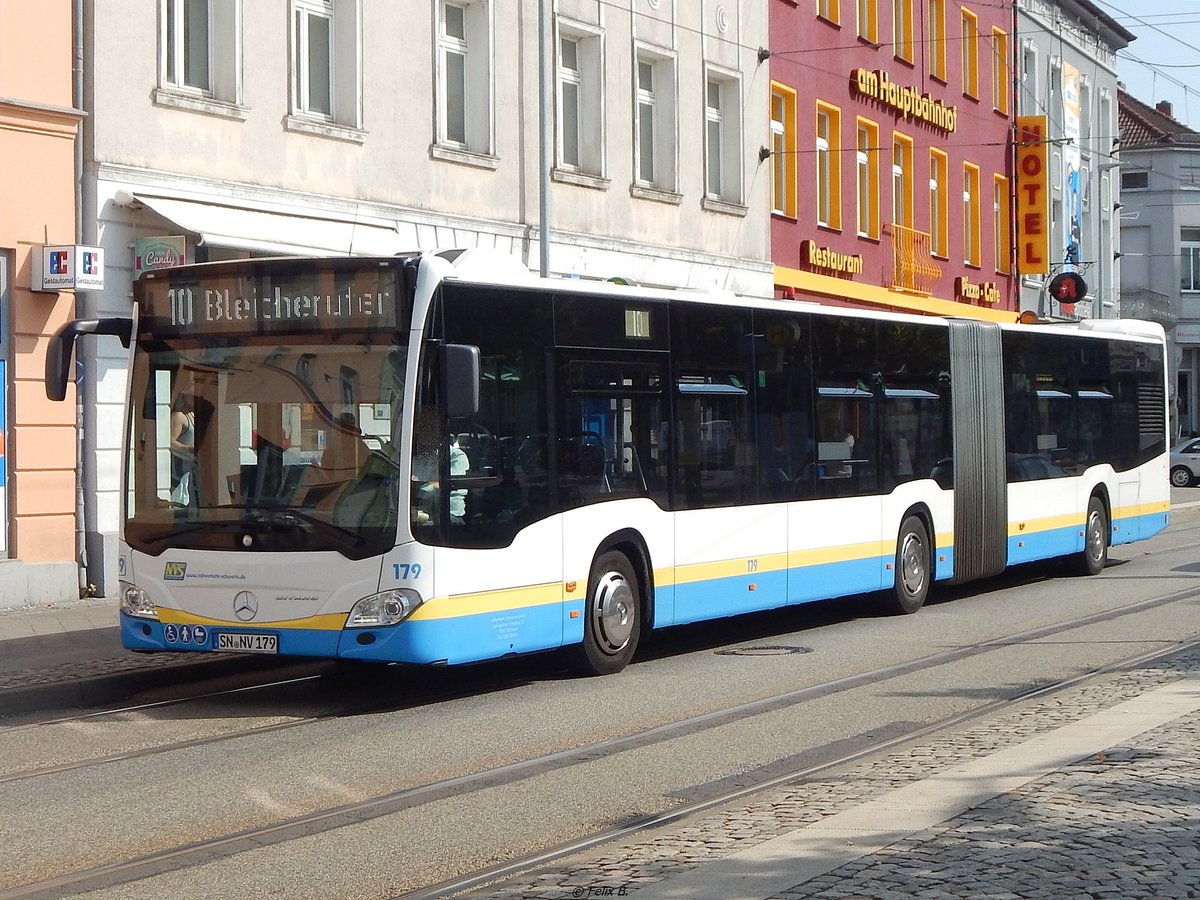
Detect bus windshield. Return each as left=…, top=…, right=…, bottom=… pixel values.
left=123, top=261, right=410, bottom=560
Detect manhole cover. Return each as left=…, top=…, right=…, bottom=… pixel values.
left=715, top=645, right=813, bottom=657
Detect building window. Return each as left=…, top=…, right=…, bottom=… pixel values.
left=439, top=4, right=468, bottom=144
left=816, top=103, right=842, bottom=228
left=857, top=0, right=877, bottom=43
left=994, top=174, right=1011, bottom=274
left=929, top=148, right=948, bottom=258
left=436, top=0, right=493, bottom=154
left=159, top=0, right=241, bottom=107
left=892, top=132, right=913, bottom=228
left=928, top=0, right=946, bottom=81
left=289, top=0, right=361, bottom=129
left=772, top=84, right=797, bottom=218
left=164, top=0, right=210, bottom=90
left=636, top=50, right=678, bottom=192
left=963, top=163, right=981, bottom=266
left=1021, top=41, right=1038, bottom=111
left=893, top=0, right=914, bottom=62
left=961, top=9, right=979, bottom=99
left=856, top=118, right=880, bottom=238
left=1122, top=170, right=1149, bottom=191
left=991, top=27, right=1009, bottom=115
left=818, top=0, right=841, bottom=25
left=558, top=24, right=604, bottom=176
left=293, top=0, right=333, bottom=117
left=1182, top=228, right=1200, bottom=293
left=706, top=71, right=743, bottom=204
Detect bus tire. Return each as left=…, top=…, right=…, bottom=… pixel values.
left=1075, top=496, right=1108, bottom=576
left=885, top=515, right=930, bottom=616
left=571, top=550, right=641, bottom=676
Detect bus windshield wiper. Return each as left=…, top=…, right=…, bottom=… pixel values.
left=244, top=508, right=365, bottom=546
left=142, top=506, right=363, bottom=547
left=142, top=519, right=244, bottom=544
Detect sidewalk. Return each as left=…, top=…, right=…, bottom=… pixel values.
left=473, top=647, right=1200, bottom=899
left=0, top=599, right=295, bottom=715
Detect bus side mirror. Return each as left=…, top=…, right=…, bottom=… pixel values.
left=445, top=343, right=480, bottom=418
left=45, top=318, right=133, bottom=402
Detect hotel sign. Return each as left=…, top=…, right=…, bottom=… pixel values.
left=800, top=240, right=864, bottom=276
left=851, top=69, right=957, bottom=133
left=1016, top=116, right=1050, bottom=275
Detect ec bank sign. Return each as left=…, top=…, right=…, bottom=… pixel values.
left=32, top=244, right=105, bottom=292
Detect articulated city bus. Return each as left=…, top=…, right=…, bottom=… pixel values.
left=47, top=251, right=1170, bottom=675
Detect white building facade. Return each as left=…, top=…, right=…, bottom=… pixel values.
left=1015, top=0, right=1132, bottom=320
left=1117, top=92, right=1198, bottom=439
left=78, top=0, right=773, bottom=595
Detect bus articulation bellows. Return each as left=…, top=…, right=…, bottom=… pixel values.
left=46, top=251, right=1170, bottom=675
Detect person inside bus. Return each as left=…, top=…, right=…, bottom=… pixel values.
left=169, top=372, right=199, bottom=507
left=412, top=433, right=470, bottom=525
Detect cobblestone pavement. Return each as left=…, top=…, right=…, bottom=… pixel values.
left=0, top=599, right=288, bottom=713
left=469, top=650, right=1200, bottom=899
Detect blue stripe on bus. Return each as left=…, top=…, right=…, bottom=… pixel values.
left=1005, top=509, right=1168, bottom=565
left=671, top=568, right=791, bottom=624
left=785, top=557, right=885, bottom=608
left=1112, top=508, right=1168, bottom=545
left=336, top=601, right=565, bottom=665
left=1007, top=523, right=1080, bottom=566
left=120, top=612, right=340, bottom=656
left=123, top=511, right=1167, bottom=665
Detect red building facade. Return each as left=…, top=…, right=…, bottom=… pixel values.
left=769, top=0, right=1018, bottom=321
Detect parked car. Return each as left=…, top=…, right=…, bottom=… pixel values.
left=1170, top=438, right=1200, bottom=487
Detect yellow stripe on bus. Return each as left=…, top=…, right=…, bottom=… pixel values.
left=156, top=609, right=348, bottom=630
left=670, top=552, right=790, bottom=585
left=1116, top=500, right=1169, bottom=518
left=1007, top=512, right=1081, bottom=537
left=409, top=581, right=564, bottom=621
left=788, top=540, right=891, bottom=567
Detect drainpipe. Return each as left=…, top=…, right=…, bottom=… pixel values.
left=73, top=0, right=88, bottom=596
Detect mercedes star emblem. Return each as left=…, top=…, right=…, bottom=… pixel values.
left=233, top=591, right=259, bottom=621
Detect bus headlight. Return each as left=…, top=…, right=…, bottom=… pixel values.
left=120, top=582, right=159, bottom=620
left=346, top=589, right=424, bottom=628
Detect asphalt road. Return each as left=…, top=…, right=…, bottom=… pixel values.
left=3, top=507, right=1200, bottom=898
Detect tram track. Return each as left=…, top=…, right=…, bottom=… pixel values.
left=418, top=634, right=1200, bottom=900
left=0, top=664, right=545, bottom=787
left=4, top=579, right=1200, bottom=899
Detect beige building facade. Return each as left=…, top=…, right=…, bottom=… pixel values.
left=0, top=3, right=85, bottom=603
left=77, top=1, right=773, bottom=595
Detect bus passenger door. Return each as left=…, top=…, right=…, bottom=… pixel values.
left=669, top=303, right=789, bottom=624
left=554, top=352, right=673, bottom=627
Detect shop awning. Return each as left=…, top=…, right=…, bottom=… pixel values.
left=122, top=192, right=406, bottom=257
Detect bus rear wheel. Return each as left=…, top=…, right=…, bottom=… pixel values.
left=571, top=550, right=641, bottom=676
left=1075, top=496, right=1108, bottom=576
left=884, top=515, right=930, bottom=616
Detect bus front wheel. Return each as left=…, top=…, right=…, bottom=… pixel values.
left=885, top=516, right=930, bottom=616
left=571, top=550, right=641, bottom=676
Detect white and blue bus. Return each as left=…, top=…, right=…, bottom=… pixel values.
left=47, top=251, right=1170, bottom=675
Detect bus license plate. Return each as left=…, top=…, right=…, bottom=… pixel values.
left=216, top=632, right=278, bottom=654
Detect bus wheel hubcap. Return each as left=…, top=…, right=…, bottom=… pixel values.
left=593, top=572, right=634, bottom=653
left=900, top=534, right=926, bottom=596
left=1087, top=512, right=1104, bottom=560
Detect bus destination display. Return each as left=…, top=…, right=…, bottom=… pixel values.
left=137, top=269, right=401, bottom=335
